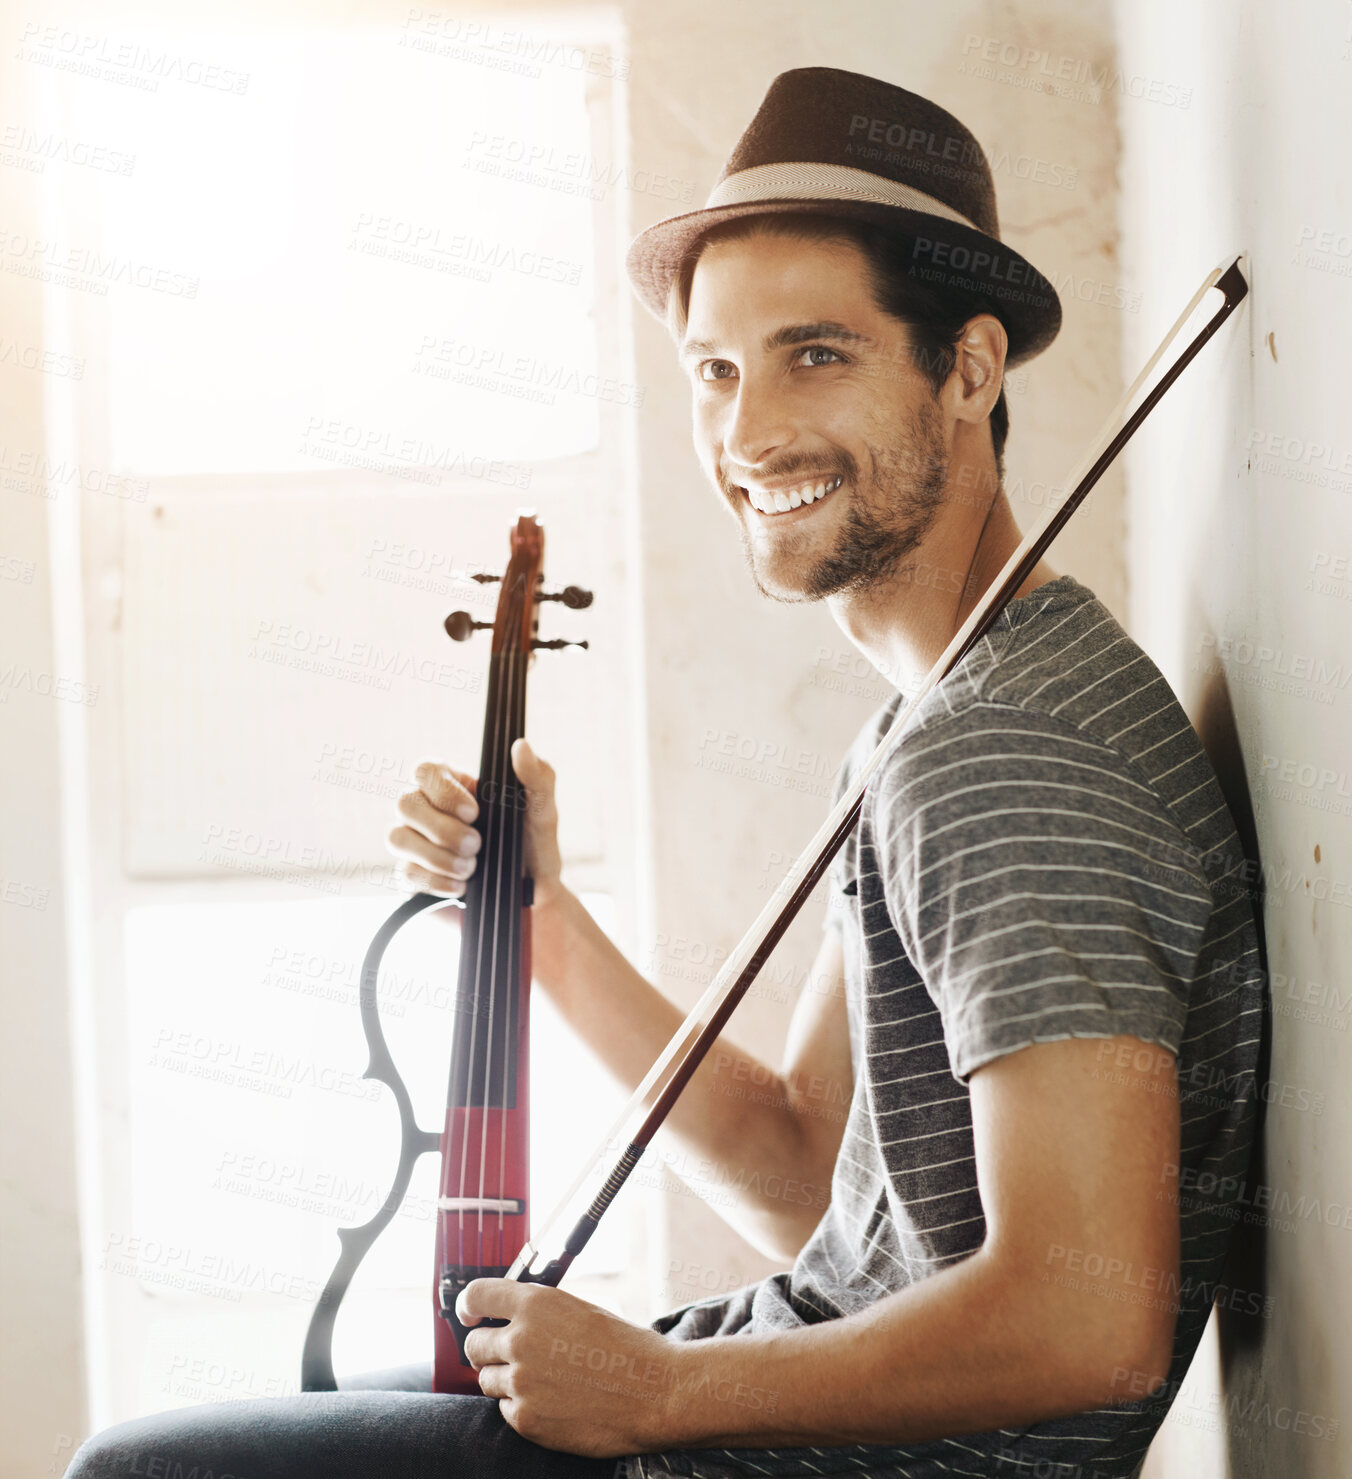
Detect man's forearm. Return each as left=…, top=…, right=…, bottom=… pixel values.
left=655, top=1246, right=1166, bottom=1450
left=528, top=886, right=836, bottom=1255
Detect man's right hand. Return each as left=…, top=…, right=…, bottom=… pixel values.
left=388, top=737, right=563, bottom=908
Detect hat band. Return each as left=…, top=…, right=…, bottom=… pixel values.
left=704, top=161, right=984, bottom=236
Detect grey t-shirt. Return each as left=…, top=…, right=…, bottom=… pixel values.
left=625, top=574, right=1265, bottom=1479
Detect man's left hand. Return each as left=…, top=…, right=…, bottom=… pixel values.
left=456, top=1278, right=685, bottom=1457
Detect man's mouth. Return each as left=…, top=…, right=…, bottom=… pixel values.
left=738, top=474, right=844, bottom=517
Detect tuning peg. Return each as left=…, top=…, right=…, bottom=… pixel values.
left=444, top=611, right=493, bottom=642
left=469, top=572, right=501, bottom=584
left=531, top=637, right=590, bottom=651
left=535, top=585, right=593, bottom=609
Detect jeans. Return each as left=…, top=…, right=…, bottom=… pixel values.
left=64, top=1362, right=627, bottom=1479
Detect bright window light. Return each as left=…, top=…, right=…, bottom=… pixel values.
left=50, top=26, right=600, bottom=476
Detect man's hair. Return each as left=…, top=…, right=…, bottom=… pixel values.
left=666, top=212, right=1010, bottom=488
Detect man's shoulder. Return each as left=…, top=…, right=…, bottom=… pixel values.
left=859, top=577, right=1216, bottom=898
left=833, top=573, right=1205, bottom=840
left=887, top=574, right=1188, bottom=784
left=963, top=573, right=1174, bottom=729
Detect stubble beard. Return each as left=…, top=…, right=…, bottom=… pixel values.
left=740, top=392, right=951, bottom=605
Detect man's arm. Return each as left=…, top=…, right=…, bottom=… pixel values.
left=529, top=887, right=853, bottom=1262
left=660, top=1031, right=1180, bottom=1447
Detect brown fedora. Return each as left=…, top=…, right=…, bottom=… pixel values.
left=625, top=66, right=1062, bottom=366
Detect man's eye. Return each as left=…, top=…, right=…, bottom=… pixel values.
left=697, top=347, right=843, bottom=381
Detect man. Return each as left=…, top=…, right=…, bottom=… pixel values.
left=68, top=67, right=1263, bottom=1479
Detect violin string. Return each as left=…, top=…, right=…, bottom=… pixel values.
left=476, top=636, right=511, bottom=1267
left=490, top=642, right=519, bottom=1265
left=496, top=630, right=527, bottom=1262
left=487, top=581, right=528, bottom=1265
left=473, top=590, right=512, bottom=1272
left=452, top=639, right=486, bottom=1272
left=498, top=592, right=529, bottom=1253
left=471, top=570, right=524, bottom=1274
left=454, top=570, right=516, bottom=1275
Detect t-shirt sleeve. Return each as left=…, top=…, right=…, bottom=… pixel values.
left=873, top=700, right=1214, bottom=1083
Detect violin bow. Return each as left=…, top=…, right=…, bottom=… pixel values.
left=509, top=251, right=1250, bottom=1288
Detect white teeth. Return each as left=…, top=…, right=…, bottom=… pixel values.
left=743, top=475, right=843, bottom=515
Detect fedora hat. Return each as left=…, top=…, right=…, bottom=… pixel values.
left=625, top=66, right=1062, bottom=366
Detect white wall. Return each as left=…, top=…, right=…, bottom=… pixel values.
left=1114, top=4, right=1352, bottom=1475
left=0, top=35, right=89, bottom=1479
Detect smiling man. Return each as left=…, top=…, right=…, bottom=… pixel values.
left=447, top=69, right=1264, bottom=1479
left=66, top=66, right=1265, bottom=1479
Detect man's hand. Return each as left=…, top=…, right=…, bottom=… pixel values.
left=456, top=1278, right=683, bottom=1457
left=388, top=738, right=563, bottom=908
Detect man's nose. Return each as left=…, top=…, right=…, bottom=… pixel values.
left=721, top=378, right=796, bottom=473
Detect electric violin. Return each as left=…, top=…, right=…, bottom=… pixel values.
left=300, top=512, right=591, bottom=1394
left=301, top=253, right=1248, bottom=1387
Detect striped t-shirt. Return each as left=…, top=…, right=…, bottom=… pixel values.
left=626, top=573, right=1265, bottom=1479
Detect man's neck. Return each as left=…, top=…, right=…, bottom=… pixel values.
left=828, top=484, right=1060, bottom=700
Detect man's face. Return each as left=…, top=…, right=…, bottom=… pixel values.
left=681, top=229, right=952, bottom=604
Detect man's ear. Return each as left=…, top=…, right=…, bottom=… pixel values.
left=951, top=313, right=1007, bottom=425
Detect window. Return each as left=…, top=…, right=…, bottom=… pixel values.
left=35, top=12, right=640, bottom=1426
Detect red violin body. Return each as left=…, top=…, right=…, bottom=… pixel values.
left=433, top=913, right=532, bottom=1392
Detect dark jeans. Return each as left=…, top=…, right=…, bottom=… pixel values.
left=64, top=1362, right=627, bottom=1479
